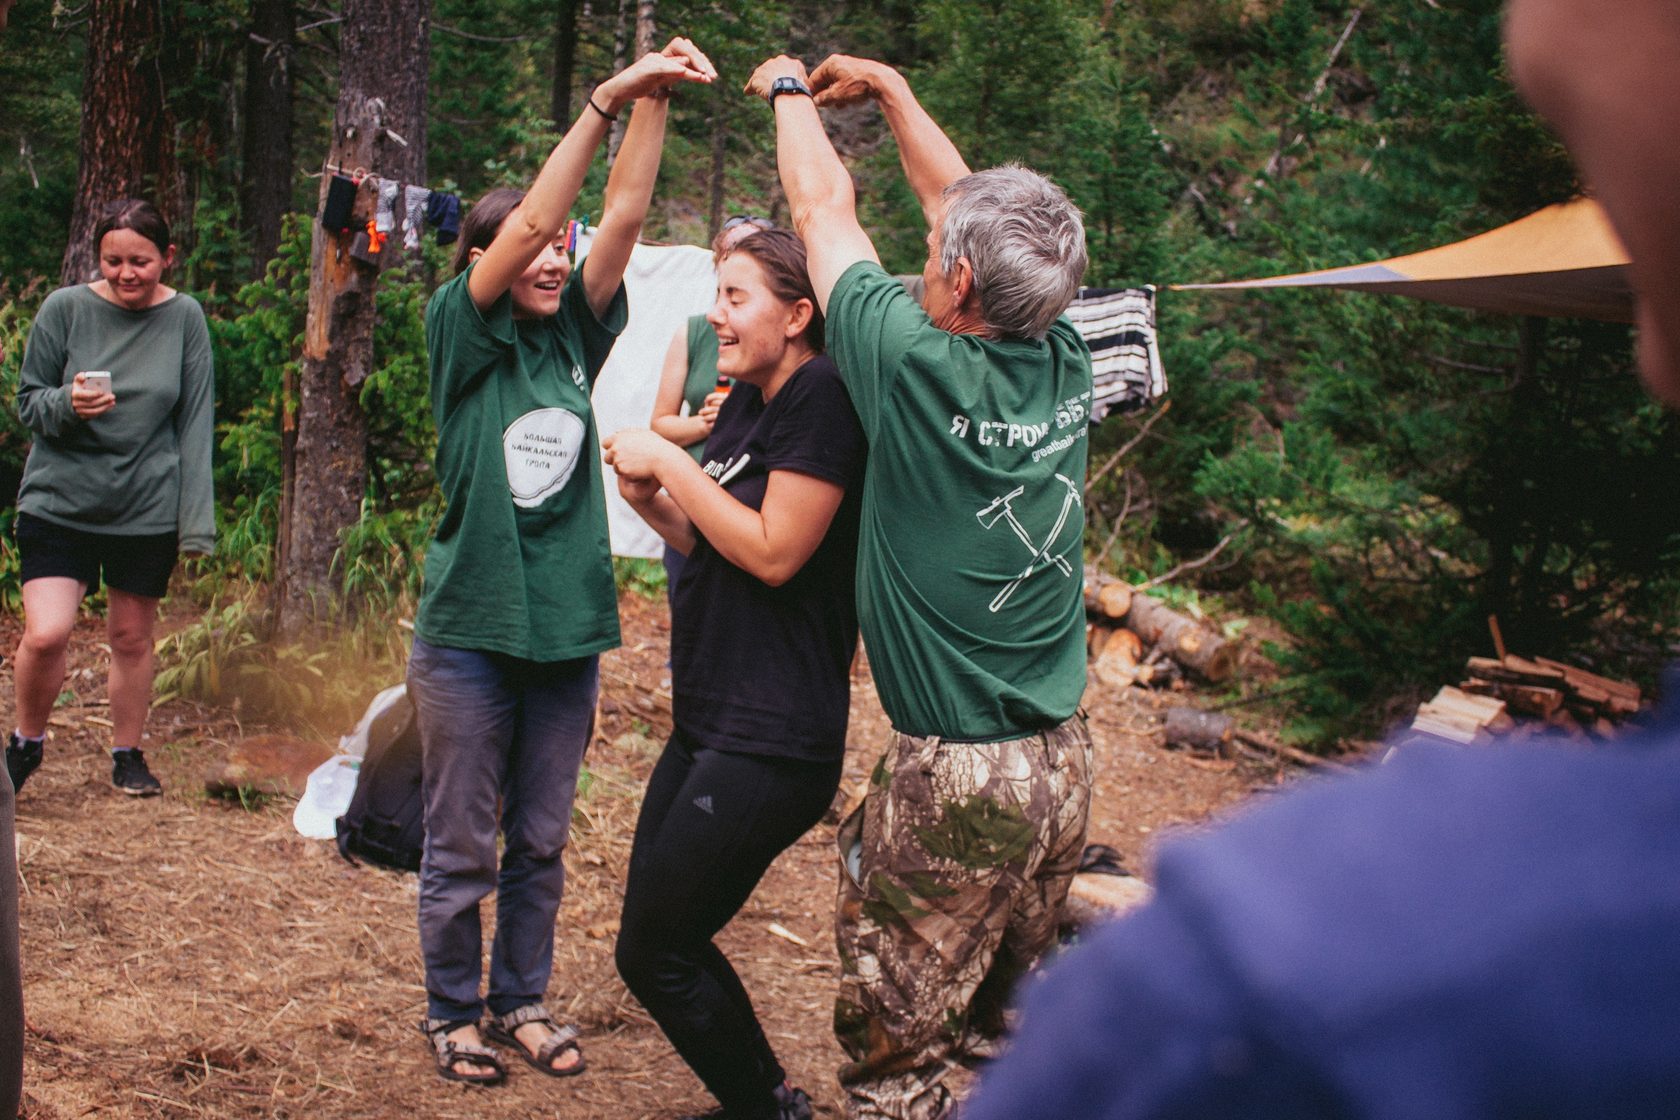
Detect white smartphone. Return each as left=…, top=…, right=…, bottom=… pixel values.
left=80, top=371, right=112, bottom=394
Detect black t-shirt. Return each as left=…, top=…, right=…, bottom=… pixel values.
left=670, top=354, right=867, bottom=761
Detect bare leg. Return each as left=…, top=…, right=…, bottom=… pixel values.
left=13, top=578, right=84, bottom=739
left=105, top=589, right=162, bottom=747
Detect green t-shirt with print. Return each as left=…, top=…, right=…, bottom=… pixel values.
left=416, top=264, right=628, bottom=661
left=828, top=261, right=1092, bottom=741
left=680, top=313, right=721, bottom=463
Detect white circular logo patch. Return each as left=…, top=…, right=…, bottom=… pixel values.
left=503, top=407, right=586, bottom=509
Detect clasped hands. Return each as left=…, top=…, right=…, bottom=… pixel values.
left=744, top=53, right=900, bottom=107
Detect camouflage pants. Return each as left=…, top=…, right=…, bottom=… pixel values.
left=833, top=715, right=1093, bottom=1120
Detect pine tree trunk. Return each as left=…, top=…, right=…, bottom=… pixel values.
left=61, top=0, right=182, bottom=286
left=279, top=0, right=428, bottom=633
left=551, top=0, right=580, bottom=128
left=242, top=0, right=296, bottom=278
left=708, top=95, right=726, bottom=239
left=606, top=0, right=631, bottom=163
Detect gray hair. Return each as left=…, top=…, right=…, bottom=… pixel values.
left=938, top=165, right=1087, bottom=341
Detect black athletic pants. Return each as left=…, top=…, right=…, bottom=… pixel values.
left=616, top=729, right=841, bottom=1119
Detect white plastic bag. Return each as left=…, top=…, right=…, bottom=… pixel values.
left=292, top=754, right=361, bottom=840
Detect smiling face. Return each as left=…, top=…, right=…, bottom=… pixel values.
left=708, top=253, right=802, bottom=384
left=509, top=236, right=573, bottom=320
left=97, top=228, right=175, bottom=310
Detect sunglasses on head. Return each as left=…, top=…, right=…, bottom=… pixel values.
left=722, top=215, right=773, bottom=232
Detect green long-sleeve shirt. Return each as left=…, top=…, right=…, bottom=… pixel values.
left=15, top=284, right=216, bottom=552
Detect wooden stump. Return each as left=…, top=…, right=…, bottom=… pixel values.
left=1122, top=593, right=1236, bottom=682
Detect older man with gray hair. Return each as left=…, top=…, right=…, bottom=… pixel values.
left=746, top=53, right=1095, bottom=1120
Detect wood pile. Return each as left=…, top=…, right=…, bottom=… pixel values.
left=1409, top=654, right=1644, bottom=744
left=1085, top=568, right=1236, bottom=688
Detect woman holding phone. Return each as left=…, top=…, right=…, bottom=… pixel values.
left=603, top=229, right=866, bottom=1120
left=10, top=198, right=214, bottom=798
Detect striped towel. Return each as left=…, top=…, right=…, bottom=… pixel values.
left=1066, top=286, right=1167, bottom=423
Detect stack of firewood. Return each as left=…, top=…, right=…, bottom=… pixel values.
left=1085, top=568, right=1236, bottom=689
left=1410, top=654, right=1643, bottom=744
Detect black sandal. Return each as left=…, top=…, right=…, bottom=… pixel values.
left=420, top=1018, right=507, bottom=1086
left=482, top=1004, right=586, bottom=1078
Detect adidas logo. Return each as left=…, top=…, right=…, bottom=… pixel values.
left=693, top=795, right=714, bottom=814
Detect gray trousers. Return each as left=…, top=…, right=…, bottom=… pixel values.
left=407, top=638, right=597, bottom=1023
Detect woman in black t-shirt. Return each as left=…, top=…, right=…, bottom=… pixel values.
left=603, top=229, right=865, bottom=1120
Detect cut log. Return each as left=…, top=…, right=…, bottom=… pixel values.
left=1122, top=593, right=1236, bottom=682
left=1092, top=628, right=1145, bottom=690
left=1083, top=568, right=1134, bottom=620
left=1087, top=622, right=1114, bottom=658
left=1162, top=707, right=1233, bottom=753
left=1061, top=872, right=1153, bottom=929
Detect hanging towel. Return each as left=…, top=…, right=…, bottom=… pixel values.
left=402, top=185, right=431, bottom=251
left=1066, top=286, right=1168, bottom=423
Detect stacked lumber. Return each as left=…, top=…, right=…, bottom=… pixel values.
left=1083, top=568, right=1235, bottom=687
left=1411, top=653, right=1643, bottom=742
left=1410, top=686, right=1513, bottom=744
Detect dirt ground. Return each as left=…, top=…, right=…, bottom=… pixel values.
left=4, top=592, right=1291, bottom=1119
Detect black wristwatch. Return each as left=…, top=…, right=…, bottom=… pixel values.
left=769, top=75, right=813, bottom=104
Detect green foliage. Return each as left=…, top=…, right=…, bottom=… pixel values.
left=613, top=556, right=667, bottom=600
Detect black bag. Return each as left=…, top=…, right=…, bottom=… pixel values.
left=335, top=689, right=425, bottom=872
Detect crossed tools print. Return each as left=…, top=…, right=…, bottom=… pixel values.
left=974, top=473, right=1082, bottom=613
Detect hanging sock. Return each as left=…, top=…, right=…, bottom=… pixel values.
left=374, top=177, right=401, bottom=237
left=426, top=191, right=461, bottom=245
left=402, top=185, right=431, bottom=251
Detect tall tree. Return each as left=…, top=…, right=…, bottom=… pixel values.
left=242, top=0, right=297, bottom=278
left=280, top=0, right=429, bottom=631
left=552, top=0, right=580, bottom=127
left=61, top=0, right=181, bottom=285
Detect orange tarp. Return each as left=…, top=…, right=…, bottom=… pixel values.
left=1174, top=197, right=1633, bottom=322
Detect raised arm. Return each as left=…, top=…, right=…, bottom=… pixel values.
left=809, top=55, right=971, bottom=228
left=469, top=38, right=714, bottom=315
left=744, top=57, right=879, bottom=313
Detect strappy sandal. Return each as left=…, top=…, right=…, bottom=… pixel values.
left=482, top=1003, right=586, bottom=1078
left=420, top=1018, right=507, bottom=1086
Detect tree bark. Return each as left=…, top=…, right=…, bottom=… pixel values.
left=62, top=0, right=182, bottom=286
left=279, top=0, right=428, bottom=633
left=551, top=0, right=580, bottom=128
left=606, top=0, right=632, bottom=163
left=1122, top=592, right=1236, bottom=682
left=242, top=0, right=296, bottom=278
left=1082, top=566, right=1132, bottom=619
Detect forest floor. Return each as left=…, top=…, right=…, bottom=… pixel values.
left=5, top=590, right=1303, bottom=1119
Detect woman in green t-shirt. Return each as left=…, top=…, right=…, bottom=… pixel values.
left=9, top=198, right=215, bottom=799
left=407, top=39, right=716, bottom=1088
left=647, top=215, right=773, bottom=598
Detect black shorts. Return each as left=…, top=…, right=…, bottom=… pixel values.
left=15, top=512, right=179, bottom=600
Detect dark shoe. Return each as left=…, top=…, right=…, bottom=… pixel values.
left=111, top=749, right=162, bottom=797
left=6, top=733, right=42, bottom=794
left=680, top=1084, right=812, bottom=1120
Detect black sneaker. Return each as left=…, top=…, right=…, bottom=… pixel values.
left=112, top=749, right=162, bottom=797
left=6, top=733, right=42, bottom=794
